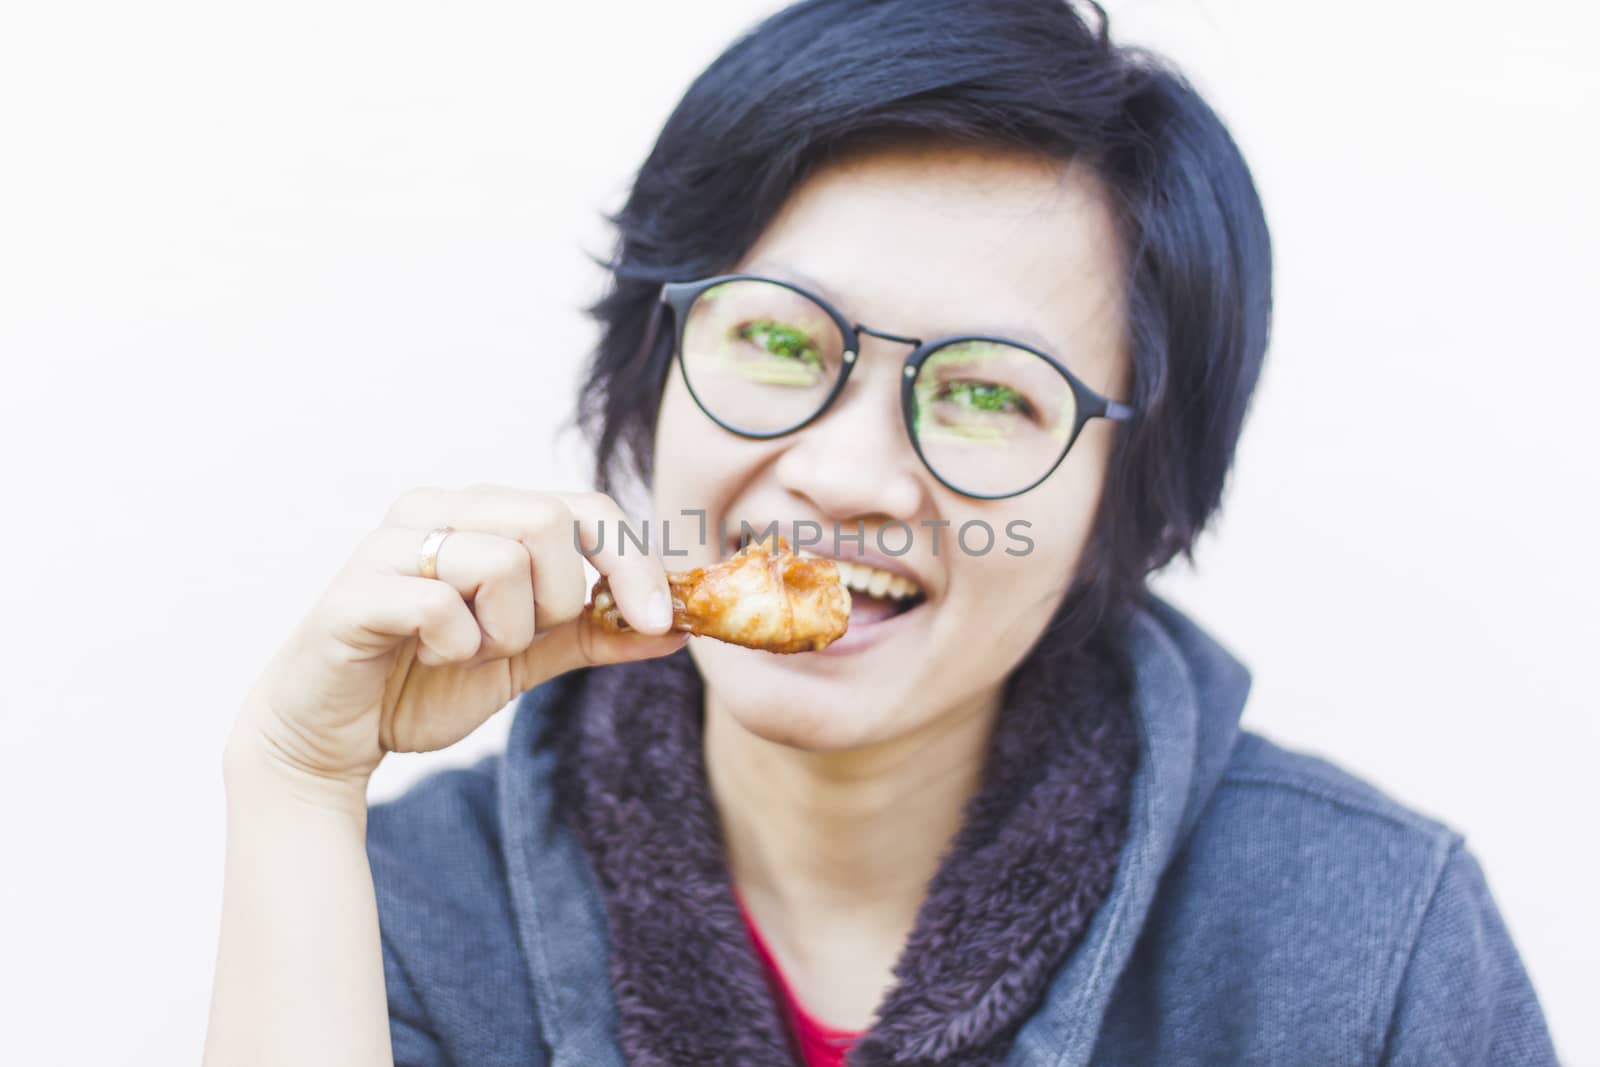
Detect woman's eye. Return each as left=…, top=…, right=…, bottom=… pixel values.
left=737, top=320, right=820, bottom=365
left=941, top=380, right=1032, bottom=416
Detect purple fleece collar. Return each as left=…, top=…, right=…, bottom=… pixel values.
left=538, top=623, right=1138, bottom=1067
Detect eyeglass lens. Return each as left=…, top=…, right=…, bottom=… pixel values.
left=679, top=278, right=1079, bottom=497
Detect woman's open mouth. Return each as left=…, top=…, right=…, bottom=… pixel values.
left=828, top=556, right=925, bottom=624
left=795, top=546, right=927, bottom=652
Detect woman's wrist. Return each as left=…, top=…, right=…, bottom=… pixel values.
left=222, top=712, right=374, bottom=822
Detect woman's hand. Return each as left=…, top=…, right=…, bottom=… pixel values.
left=209, top=484, right=682, bottom=1066
left=228, top=483, right=685, bottom=790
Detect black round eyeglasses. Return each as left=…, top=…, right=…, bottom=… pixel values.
left=660, top=273, right=1136, bottom=500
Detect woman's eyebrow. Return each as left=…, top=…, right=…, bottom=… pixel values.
left=744, top=259, right=1070, bottom=357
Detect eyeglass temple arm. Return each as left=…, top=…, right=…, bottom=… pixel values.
left=1102, top=398, right=1136, bottom=421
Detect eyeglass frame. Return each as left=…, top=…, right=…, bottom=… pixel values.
left=659, top=272, right=1138, bottom=501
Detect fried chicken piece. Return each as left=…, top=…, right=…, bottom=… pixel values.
left=588, top=535, right=851, bottom=653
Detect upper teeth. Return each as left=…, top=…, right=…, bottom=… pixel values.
left=797, top=548, right=922, bottom=600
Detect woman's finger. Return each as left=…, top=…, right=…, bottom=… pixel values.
left=508, top=610, right=688, bottom=694
left=554, top=490, right=674, bottom=636
left=353, top=525, right=537, bottom=664
left=321, top=571, right=484, bottom=666
left=379, top=485, right=592, bottom=633
left=380, top=484, right=670, bottom=637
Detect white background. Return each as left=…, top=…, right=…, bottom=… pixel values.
left=2, top=1, right=1595, bottom=1063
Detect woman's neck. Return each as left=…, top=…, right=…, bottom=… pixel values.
left=703, top=684, right=1003, bottom=1020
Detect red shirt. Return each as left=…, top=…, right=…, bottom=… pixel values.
left=735, top=890, right=866, bottom=1067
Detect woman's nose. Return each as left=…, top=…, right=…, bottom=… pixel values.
left=772, top=340, right=925, bottom=522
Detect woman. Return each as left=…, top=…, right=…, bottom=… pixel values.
left=203, top=1, right=1558, bottom=1064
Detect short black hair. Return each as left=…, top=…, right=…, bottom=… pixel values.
left=576, top=0, right=1272, bottom=647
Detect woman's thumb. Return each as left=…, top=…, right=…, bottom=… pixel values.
left=509, top=611, right=689, bottom=693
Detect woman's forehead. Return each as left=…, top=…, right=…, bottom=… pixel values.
left=735, top=141, right=1129, bottom=374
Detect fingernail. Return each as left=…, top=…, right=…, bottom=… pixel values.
left=648, top=590, right=672, bottom=632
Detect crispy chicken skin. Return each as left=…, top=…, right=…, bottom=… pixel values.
left=588, top=536, right=852, bottom=653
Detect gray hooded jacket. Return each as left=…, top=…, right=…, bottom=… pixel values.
left=367, top=594, right=1559, bottom=1065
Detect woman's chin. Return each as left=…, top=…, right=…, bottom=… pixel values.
left=733, top=703, right=867, bottom=751
left=690, top=641, right=887, bottom=751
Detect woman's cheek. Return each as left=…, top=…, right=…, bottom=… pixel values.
left=653, top=383, right=733, bottom=516
left=968, top=503, right=1088, bottom=624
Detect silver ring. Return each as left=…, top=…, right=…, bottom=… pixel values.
left=417, top=525, right=456, bottom=580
